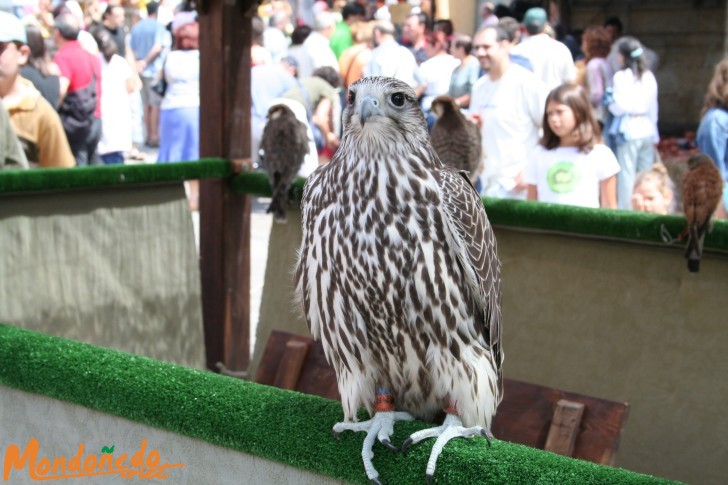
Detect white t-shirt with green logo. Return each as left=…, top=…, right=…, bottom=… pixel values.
left=524, top=144, right=620, bottom=208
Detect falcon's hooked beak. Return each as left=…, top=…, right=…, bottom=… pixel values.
left=359, top=95, right=383, bottom=127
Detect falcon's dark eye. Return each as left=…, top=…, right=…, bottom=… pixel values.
left=390, top=92, right=405, bottom=107
left=348, top=89, right=356, bottom=105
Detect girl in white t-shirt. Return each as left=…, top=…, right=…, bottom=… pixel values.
left=526, top=83, right=620, bottom=209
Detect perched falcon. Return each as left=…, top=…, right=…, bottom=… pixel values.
left=681, top=153, right=724, bottom=272
left=429, top=95, right=482, bottom=181
left=294, top=77, right=502, bottom=483
left=261, top=103, right=310, bottom=223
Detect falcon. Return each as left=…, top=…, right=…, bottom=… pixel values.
left=429, top=95, right=482, bottom=181
left=261, top=103, right=310, bottom=223
left=294, top=77, right=502, bottom=483
left=681, top=153, right=724, bottom=272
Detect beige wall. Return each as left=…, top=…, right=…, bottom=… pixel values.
left=253, top=211, right=728, bottom=484
left=497, top=227, right=728, bottom=485
left=443, top=0, right=479, bottom=36
left=568, top=1, right=726, bottom=134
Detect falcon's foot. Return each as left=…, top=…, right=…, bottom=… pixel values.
left=402, top=413, right=492, bottom=483
left=332, top=411, right=415, bottom=484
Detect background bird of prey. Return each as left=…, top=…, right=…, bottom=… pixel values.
left=294, top=77, right=502, bottom=483
left=260, top=103, right=309, bottom=223
left=680, top=153, right=724, bottom=272
left=429, top=95, right=483, bottom=182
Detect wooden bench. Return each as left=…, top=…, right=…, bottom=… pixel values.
left=255, top=330, right=629, bottom=465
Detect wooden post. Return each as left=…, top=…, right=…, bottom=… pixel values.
left=272, top=340, right=311, bottom=390
left=544, top=399, right=585, bottom=458
left=198, top=0, right=255, bottom=373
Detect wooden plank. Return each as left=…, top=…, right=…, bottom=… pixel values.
left=544, top=399, right=585, bottom=457
left=198, top=0, right=225, bottom=372
left=255, top=331, right=629, bottom=466
left=491, top=379, right=630, bottom=465
left=256, top=331, right=340, bottom=400
left=198, top=0, right=253, bottom=373
left=272, top=340, right=310, bottom=390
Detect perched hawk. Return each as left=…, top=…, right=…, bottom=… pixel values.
left=261, top=103, right=310, bottom=223
left=429, top=95, right=482, bottom=181
left=294, top=77, right=502, bottom=483
left=681, top=153, right=723, bottom=272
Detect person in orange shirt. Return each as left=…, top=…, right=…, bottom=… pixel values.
left=338, top=20, right=374, bottom=92
left=0, top=13, right=75, bottom=168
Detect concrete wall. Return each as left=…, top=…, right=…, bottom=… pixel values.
left=0, top=185, right=205, bottom=369
left=569, top=0, right=727, bottom=135
left=252, top=210, right=728, bottom=484
left=0, top=386, right=342, bottom=485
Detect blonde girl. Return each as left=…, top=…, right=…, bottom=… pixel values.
left=631, top=164, right=675, bottom=215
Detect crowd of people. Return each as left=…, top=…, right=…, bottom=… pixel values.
left=251, top=1, right=725, bottom=218
left=0, top=0, right=197, bottom=170
left=1, top=0, right=726, bottom=218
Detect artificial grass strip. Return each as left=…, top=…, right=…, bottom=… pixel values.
left=230, top=169, right=306, bottom=199
left=4, top=161, right=725, bottom=252
left=230, top=170, right=728, bottom=252
left=0, top=325, right=678, bottom=484
left=483, top=197, right=728, bottom=251
left=0, top=158, right=231, bottom=194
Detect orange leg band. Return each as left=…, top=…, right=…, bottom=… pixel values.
left=375, top=389, right=395, bottom=412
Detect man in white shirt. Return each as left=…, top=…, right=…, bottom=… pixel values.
left=364, top=21, right=426, bottom=98
left=511, top=7, right=575, bottom=91
left=470, top=25, right=548, bottom=199
left=298, top=12, right=340, bottom=79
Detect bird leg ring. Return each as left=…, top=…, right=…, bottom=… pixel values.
left=332, top=390, right=414, bottom=484
left=402, top=403, right=493, bottom=484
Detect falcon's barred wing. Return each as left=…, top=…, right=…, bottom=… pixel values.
left=436, top=168, right=502, bottom=368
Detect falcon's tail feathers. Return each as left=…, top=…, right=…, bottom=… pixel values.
left=685, top=225, right=706, bottom=273
left=267, top=189, right=288, bottom=224
left=267, top=172, right=288, bottom=223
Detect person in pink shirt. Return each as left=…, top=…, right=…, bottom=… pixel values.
left=53, top=13, right=103, bottom=166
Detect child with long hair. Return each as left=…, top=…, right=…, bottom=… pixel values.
left=607, top=36, right=659, bottom=210
left=525, top=83, right=620, bottom=208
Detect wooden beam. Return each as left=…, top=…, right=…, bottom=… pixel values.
left=544, top=399, right=585, bottom=458
left=272, top=340, right=310, bottom=390
left=199, top=0, right=254, bottom=373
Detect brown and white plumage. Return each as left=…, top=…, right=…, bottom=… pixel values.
left=294, top=77, right=502, bottom=482
left=681, top=153, right=724, bottom=272
left=429, top=95, right=482, bottom=180
left=261, top=103, right=309, bottom=223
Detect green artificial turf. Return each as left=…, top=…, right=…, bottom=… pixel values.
left=230, top=170, right=728, bottom=252
left=0, top=158, right=231, bottom=193
left=3, top=161, right=725, bottom=252
left=0, top=324, right=679, bottom=484
left=482, top=197, right=728, bottom=250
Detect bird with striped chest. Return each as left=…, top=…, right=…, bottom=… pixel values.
left=294, top=76, right=503, bottom=483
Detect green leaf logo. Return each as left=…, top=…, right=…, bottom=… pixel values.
left=546, top=161, right=581, bottom=194
left=101, top=445, right=115, bottom=454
